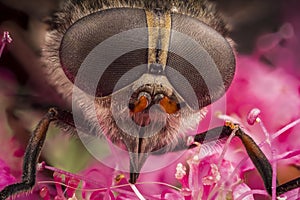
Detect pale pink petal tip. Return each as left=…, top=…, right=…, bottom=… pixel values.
left=2, top=31, right=12, bottom=44
left=247, top=108, right=261, bottom=125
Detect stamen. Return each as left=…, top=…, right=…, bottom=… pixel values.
left=115, top=174, right=125, bottom=183
left=39, top=186, right=50, bottom=200
left=247, top=108, right=261, bottom=125
left=0, top=31, right=12, bottom=58
left=255, top=113, right=278, bottom=200
left=38, top=180, right=108, bottom=193
left=54, top=194, right=65, bottom=200
left=66, top=177, right=80, bottom=198
left=42, top=162, right=101, bottom=186
left=53, top=172, right=65, bottom=198
left=207, top=125, right=236, bottom=200
left=227, top=157, right=248, bottom=184
left=217, top=124, right=237, bottom=168
left=136, top=181, right=181, bottom=191
left=180, top=187, right=192, bottom=196
left=67, top=194, right=78, bottom=200
left=256, top=118, right=300, bottom=154
left=235, top=189, right=269, bottom=200
left=175, top=163, right=186, bottom=180
left=202, top=164, right=221, bottom=185
left=130, top=184, right=146, bottom=200
left=272, top=118, right=300, bottom=140
left=277, top=196, right=287, bottom=200
left=275, top=149, right=300, bottom=160
left=37, top=161, right=46, bottom=171
left=187, top=157, right=199, bottom=194
left=257, top=118, right=271, bottom=146
left=216, top=112, right=239, bottom=124
left=39, top=179, right=182, bottom=198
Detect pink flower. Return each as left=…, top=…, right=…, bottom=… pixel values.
left=214, top=9, right=300, bottom=198
left=79, top=153, right=184, bottom=199
left=175, top=153, right=256, bottom=199
left=0, top=159, right=16, bottom=191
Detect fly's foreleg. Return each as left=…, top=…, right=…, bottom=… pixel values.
left=0, top=108, right=74, bottom=200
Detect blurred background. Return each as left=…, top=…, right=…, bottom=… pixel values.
left=0, top=0, right=299, bottom=197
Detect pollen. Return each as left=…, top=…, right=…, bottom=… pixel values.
left=225, top=121, right=238, bottom=130
left=175, top=163, right=186, bottom=180
left=115, top=174, right=125, bottom=183
left=202, top=164, right=221, bottom=185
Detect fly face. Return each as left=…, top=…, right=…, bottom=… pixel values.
left=43, top=2, right=235, bottom=183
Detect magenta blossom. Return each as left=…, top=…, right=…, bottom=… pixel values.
left=0, top=159, right=16, bottom=191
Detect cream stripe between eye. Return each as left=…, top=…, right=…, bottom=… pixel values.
left=145, top=11, right=171, bottom=70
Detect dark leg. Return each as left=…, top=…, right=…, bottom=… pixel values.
left=276, top=177, right=300, bottom=196
left=235, top=127, right=300, bottom=196
left=189, top=123, right=234, bottom=149
left=235, top=127, right=273, bottom=195
left=170, top=124, right=234, bottom=152
left=0, top=108, right=74, bottom=200
left=186, top=122, right=299, bottom=197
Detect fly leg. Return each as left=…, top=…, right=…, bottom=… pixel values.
left=183, top=122, right=299, bottom=197
left=0, top=108, right=75, bottom=200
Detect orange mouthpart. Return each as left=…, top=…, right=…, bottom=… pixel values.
left=159, top=96, right=179, bottom=114
left=132, top=96, right=149, bottom=113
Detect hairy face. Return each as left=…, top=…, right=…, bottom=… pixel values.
left=42, top=0, right=235, bottom=182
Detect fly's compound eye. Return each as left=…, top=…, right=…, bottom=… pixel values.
left=59, top=8, right=235, bottom=110
left=165, top=13, right=236, bottom=109
left=59, top=8, right=149, bottom=97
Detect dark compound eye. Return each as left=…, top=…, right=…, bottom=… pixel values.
left=166, top=13, right=235, bottom=108
left=59, top=7, right=235, bottom=109
left=60, top=8, right=149, bottom=97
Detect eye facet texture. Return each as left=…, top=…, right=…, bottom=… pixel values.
left=60, top=8, right=235, bottom=109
